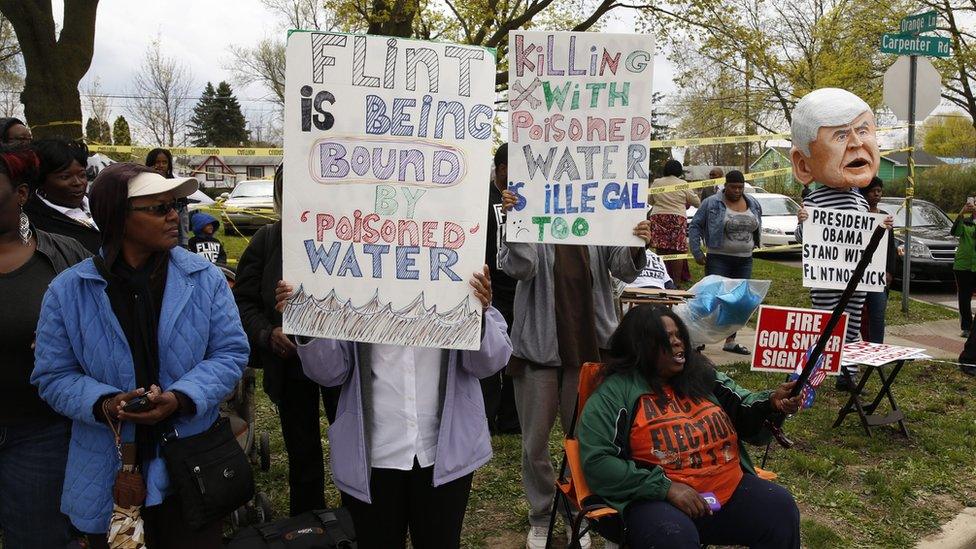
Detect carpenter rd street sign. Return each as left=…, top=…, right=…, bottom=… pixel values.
left=900, top=11, right=938, bottom=35
left=880, top=33, right=951, bottom=57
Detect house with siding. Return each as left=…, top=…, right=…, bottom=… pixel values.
left=178, top=155, right=279, bottom=189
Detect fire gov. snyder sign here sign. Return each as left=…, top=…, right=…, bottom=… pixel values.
left=801, top=207, right=888, bottom=293
left=752, top=305, right=848, bottom=375
left=280, top=31, right=496, bottom=350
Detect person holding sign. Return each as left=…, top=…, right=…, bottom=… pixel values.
left=951, top=199, right=976, bottom=338
left=688, top=170, right=762, bottom=355
left=278, top=272, right=512, bottom=549
left=499, top=188, right=649, bottom=549
left=649, top=160, right=700, bottom=287
left=578, top=306, right=802, bottom=548
left=859, top=177, right=896, bottom=343
left=793, top=88, right=892, bottom=391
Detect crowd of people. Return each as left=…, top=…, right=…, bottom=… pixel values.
left=2, top=100, right=931, bottom=549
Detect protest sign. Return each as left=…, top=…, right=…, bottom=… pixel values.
left=801, top=207, right=889, bottom=292
left=505, top=31, right=654, bottom=245
left=751, top=305, right=847, bottom=375
left=280, top=31, right=496, bottom=350
left=841, top=341, right=928, bottom=366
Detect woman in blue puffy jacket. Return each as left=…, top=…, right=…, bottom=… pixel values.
left=31, top=162, right=249, bottom=547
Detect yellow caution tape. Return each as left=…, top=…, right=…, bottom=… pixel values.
left=649, top=126, right=906, bottom=149
left=30, top=120, right=83, bottom=130
left=89, top=145, right=284, bottom=156
left=648, top=167, right=793, bottom=196
left=658, top=243, right=802, bottom=261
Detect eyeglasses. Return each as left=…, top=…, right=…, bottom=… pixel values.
left=129, top=197, right=188, bottom=216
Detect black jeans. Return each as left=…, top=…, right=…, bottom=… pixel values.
left=955, top=269, right=976, bottom=331
left=341, top=460, right=473, bottom=549
left=624, top=473, right=800, bottom=549
left=277, top=374, right=340, bottom=516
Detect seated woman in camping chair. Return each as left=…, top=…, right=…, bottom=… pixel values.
left=578, top=306, right=802, bottom=549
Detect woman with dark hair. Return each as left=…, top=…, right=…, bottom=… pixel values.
left=0, top=146, right=87, bottom=548
left=0, top=117, right=31, bottom=144
left=233, top=165, right=340, bottom=516
left=24, top=138, right=100, bottom=253
left=859, top=177, right=895, bottom=343
left=31, top=162, right=249, bottom=546
left=145, top=148, right=191, bottom=247
left=145, top=148, right=174, bottom=179
left=579, top=306, right=802, bottom=548
left=648, top=159, right=699, bottom=287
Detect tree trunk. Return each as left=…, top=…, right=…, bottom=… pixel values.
left=0, top=0, right=98, bottom=140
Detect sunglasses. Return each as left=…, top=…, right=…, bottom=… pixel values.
left=129, top=197, right=188, bottom=216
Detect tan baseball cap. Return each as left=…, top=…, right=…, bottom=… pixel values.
left=128, top=171, right=199, bottom=199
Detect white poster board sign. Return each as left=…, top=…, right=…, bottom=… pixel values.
left=281, top=31, right=496, bottom=350
left=505, top=31, right=654, bottom=245
left=840, top=341, right=929, bottom=366
left=801, top=207, right=888, bottom=292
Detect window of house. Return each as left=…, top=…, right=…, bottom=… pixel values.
left=206, top=165, right=223, bottom=181
left=247, top=166, right=265, bottom=179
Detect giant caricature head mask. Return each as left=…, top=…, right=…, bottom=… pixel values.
left=790, top=88, right=880, bottom=190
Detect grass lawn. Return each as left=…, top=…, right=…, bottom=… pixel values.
left=248, top=360, right=976, bottom=548
left=226, top=239, right=970, bottom=547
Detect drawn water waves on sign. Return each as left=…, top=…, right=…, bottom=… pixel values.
left=284, top=286, right=481, bottom=348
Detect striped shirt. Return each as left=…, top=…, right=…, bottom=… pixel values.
left=798, top=187, right=869, bottom=345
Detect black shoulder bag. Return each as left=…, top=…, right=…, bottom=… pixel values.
left=162, top=417, right=255, bottom=530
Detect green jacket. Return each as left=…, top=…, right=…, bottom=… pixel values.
left=578, top=368, right=776, bottom=514
left=951, top=215, right=976, bottom=272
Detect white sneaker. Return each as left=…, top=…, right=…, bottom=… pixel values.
left=526, top=525, right=549, bottom=549
left=567, top=524, right=592, bottom=549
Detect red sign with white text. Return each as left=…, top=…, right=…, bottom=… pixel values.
left=751, top=306, right=847, bottom=375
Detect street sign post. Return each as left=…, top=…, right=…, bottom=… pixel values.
left=899, top=10, right=938, bottom=34
left=880, top=33, right=951, bottom=57
left=880, top=10, right=947, bottom=314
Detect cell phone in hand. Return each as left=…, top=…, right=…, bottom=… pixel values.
left=699, top=492, right=721, bottom=512
left=122, top=395, right=152, bottom=413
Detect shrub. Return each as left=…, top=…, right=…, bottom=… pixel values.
left=884, top=165, right=976, bottom=213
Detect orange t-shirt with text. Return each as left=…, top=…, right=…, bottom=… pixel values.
left=629, top=387, right=743, bottom=505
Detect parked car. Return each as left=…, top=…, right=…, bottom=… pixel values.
left=685, top=192, right=801, bottom=249
left=218, top=179, right=277, bottom=234
left=878, top=197, right=957, bottom=282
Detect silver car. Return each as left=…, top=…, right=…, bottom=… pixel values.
left=218, top=179, right=278, bottom=234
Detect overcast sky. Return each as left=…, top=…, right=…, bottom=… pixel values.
left=49, top=0, right=675, bottom=144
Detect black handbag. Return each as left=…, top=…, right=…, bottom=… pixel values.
left=161, top=416, right=255, bottom=530
left=229, top=508, right=357, bottom=549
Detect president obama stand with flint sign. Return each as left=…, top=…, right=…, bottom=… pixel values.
left=794, top=88, right=893, bottom=392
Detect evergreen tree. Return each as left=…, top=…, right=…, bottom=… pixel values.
left=113, top=116, right=132, bottom=146
left=85, top=116, right=112, bottom=144
left=188, top=81, right=250, bottom=147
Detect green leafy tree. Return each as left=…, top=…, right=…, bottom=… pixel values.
left=922, top=114, right=976, bottom=157
left=188, top=81, right=250, bottom=147
left=112, top=115, right=131, bottom=146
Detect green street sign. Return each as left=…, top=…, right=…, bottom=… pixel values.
left=900, top=11, right=938, bottom=34
left=880, top=33, right=951, bottom=57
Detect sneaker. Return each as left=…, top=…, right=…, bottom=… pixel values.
left=526, top=526, right=549, bottom=549
left=566, top=525, right=591, bottom=549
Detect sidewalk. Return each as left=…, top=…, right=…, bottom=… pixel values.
left=702, top=318, right=966, bottom=367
